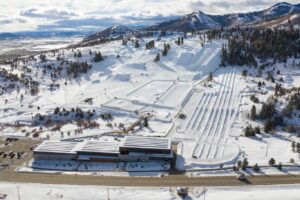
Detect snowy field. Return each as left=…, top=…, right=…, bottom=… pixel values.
left=0, top=34, right=218, bottom=143
left=173, top=68, right=241, bottom=169
left=0, top=182, right=300, bottom=200
left=0, top=32, right=300, bottom=174
left=0, top=37, right=83, bottom=60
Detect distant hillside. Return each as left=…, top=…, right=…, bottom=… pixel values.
left=0, top=31, right=88, bottom=40
left=80, top=2, right=300, bottom=45
left=145, top=11, right=221, bottom=32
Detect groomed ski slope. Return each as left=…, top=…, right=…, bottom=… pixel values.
left=175, top=68, right=241, bottom=166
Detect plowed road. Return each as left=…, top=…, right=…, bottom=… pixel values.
left=2, top=171, right=300, bottom=187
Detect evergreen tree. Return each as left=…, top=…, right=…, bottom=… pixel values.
left=144, top=117, right=148, bottom=127
left=208, top=72, right=213, bottom=82
left=277, top=162, right=282, bottom=171
left=220, top=44, right=228, bottom=66
left=253, top=164, right=260, bottom=172
left=154, top=53, right=160, bottom=62
left=297, top=143, right=300, bottom=153
left=244, top=125, right=256, bottom=137
left=122, top=39, right=127, bottom=45
left=233, top=165, right=238, bottom=171
left=93, top=52, right=104, bottom=62
left=258, top=81, right=262, bottom=89
left=54, top=107, right=60, bottom=115
left=162, top=43, right=170, bottom=56
left=135, top=40, right=140, bottom=48
left=259, top=103, right=275, bottom=120
left=242, top=70, right=248, bottom=77
left=250, top=95, right=259, bottom=103
left=269, top=158, right=275, bottom=166
left=264, top=119, right=273, bottom=134
left=254, top=126, right=261, bottom=134
left=177, top=37, right=181, bottom=45
left=250, top=105, right=257, bottom=120
left=241, top=158, right=248, bottom=170
left=237, top=160, right=242, bottom=167
left=292, top=141, right=296, bottom=152
left=146, top=40, right=155, bottom=49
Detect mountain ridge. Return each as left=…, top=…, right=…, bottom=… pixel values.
left=83, top=2, right=300, bottom=43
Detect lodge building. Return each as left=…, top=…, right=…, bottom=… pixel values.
left=33, top=136, right=173, bottom=162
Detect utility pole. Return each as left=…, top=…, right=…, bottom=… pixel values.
left=203, top=187, right=207, bottom=200
left=107, top=188, right=110, bottom=200
left=17, top=185, right=21, bottom=200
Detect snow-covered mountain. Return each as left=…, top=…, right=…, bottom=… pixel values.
left=262, top=2, right=300, bottom=19
left=248, top=2, right=300, bottom=29
left=84, top=25, right=136, bottom=41
left=146, top=11, right=221, bottom=32
left=211, top=2, right=300, bottom=27
left=252, top=13, right=300, bottom=29
left=82, top=2, right=300, bottom=42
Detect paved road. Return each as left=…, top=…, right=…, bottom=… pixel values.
left=2, top=170, right=300, bottom=187
left=1, top=138, right=300, bottom=187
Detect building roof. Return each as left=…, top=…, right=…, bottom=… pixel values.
left=34, top=141, right=79, bottom=154
left=77, top=141, right=120, bottom=154
left=120, top=136, right=172, bottom=150
left=34, top=136, right=172, bottom=156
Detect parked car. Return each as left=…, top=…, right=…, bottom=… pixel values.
left=177, top=187, right=188, bottom=198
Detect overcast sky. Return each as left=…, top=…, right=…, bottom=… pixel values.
left=0, top=0, right=299, bottom=32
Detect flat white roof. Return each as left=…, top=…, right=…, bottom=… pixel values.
left=77, top=141, right=120, bottom=154
left=120, top=136, right=172, bottom=150
left=34, top=137, right=172, bottom=156
left=34, top=141, right=79, bottom=154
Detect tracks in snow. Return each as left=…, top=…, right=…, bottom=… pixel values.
left=177, top=68, right=238, bottom=161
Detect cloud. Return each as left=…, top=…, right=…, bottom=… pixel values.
left=189, top=0, right=282, bottom=14
left=20, top=7, right=77, bottom=19
left=121, top=14, right=181, bottom=24
left=0, top=0, right=299, bottom=32
left=210, top=0, right=271, bottom=10
left=37, top=17, right=121, bottom=31
left=209, top=2, right=231, bottom=10
left=0, top=19, right=16, bottom=25
left=189, top=1, right=205, bottom=9
left=0, top=18, right=27, bottom=25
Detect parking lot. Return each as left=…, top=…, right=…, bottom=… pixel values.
left=0, top=137, right=41, bottom=171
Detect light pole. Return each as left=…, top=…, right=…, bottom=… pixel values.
left=266, top=143, right=269, bottom=157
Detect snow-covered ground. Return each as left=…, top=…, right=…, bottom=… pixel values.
left=1, top=182, right=300, bottom=200
left=174, top=68, right=242, bottom=169
left=0, top=33, right=300, bottom=174
left=0, top=35, right=216, bottom=140
left=0, top=37, right=83, bottom=60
